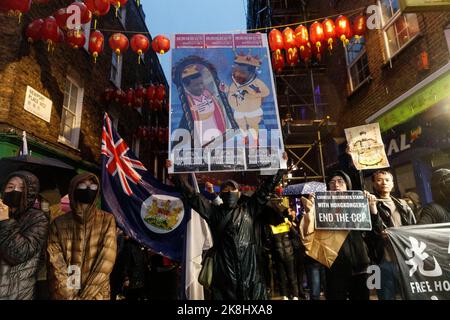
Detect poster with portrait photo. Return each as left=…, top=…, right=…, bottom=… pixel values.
left=168, top=33, right=286, bottom=173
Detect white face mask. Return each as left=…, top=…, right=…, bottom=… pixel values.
left=41, top=201, right=50, bottom=212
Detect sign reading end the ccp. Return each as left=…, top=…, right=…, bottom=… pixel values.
left=314, top=191, right=372, bottom=231
left=399, top=0, right=450, bottom=12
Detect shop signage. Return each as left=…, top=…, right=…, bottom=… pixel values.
left=399, top=0, right=450, bottom=12
left=23, top=86, right=52, bottom=123
left=375, top=72, right=450, bottom=132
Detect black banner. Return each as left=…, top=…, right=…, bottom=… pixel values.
left=314, top=191, right=371, bottom=230
left=387, top=223, right=450, bottom=300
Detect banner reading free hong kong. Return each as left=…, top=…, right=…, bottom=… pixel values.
left=387, top=223, right=450, bottom=300
left=169, top=33, right=286, bottom=173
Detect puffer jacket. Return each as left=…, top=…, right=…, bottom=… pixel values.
left=0, top=171, right=49, bottom=300
left=47, top=173, right=117, bottom=300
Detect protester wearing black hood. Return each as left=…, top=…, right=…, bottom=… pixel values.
left=166, top=155, right=287, bottom=300
left=0, top=171, right=49, bottom=299
left=418, top=168, right=450, bottom=224
left=301, top=170, right=376, bottom=300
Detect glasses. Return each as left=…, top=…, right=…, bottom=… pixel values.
left=328, top=179, right=346, bottom=186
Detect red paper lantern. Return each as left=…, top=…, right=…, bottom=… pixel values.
left=114, top=88, right=125, bottom=103
left=70, top=2, right=92, bottom=25
left=9, top=0, right=32, bottom=23
left=268, top=29, right=283, bottom=53
left=146, top=84, right=156, bottom=103
left=109, top=33, right=129, bottom=56
left=300, top=43, right=312, bottom=63
left=134, top=85, right=145, bottom=109
left=335, top=15, right=352, bottom=46
left=41, top=16, right=59, bottom=51
left=353, top=15, right=367, bottom=40
left=271, top=50, right=284, bottom=73
left=309, top=21, right=324, bottom=54
left=26, top=19, right=44, bottom=43
left=282, top=27, right=296, bottom=51
left=130, top=34, right=150, bottom=64
left=66, top=29, right=86, bottom=49
left=124, top=88, right=135, bottom=107
left=84, top=0, right=110, bottom=27
left=152, top=35, right=170, bottom=54
left=286, top=47, right=299, bottom=67
left=88, top=30, right=104, bottom=62
left=294, top=25, right=309, bottom=51
left=322, top=18, right=336, bottom=50
left=54, top=8, right=70, bottom=30
left=0, top=2, right=9, bottom=13
left=155, top=84, right=166, bottom=102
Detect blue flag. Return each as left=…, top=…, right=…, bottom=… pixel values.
left=101, top=113, right=189, bottom=261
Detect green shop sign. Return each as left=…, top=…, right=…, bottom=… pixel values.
left=376, top=70, right=450, bottom=132
left=399, top=0, right=450, bottom=12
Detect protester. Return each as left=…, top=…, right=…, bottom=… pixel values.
left=0, top=171, right=49, bottom=300
left=121, top=237, right=150, bottom=300
left=287, top=207, right=308, bottom=300
left=402, top=191, right=422, bottom=222
left=166, top=153, right=287, bottom=300
left=418, top=168, right=450, bottom=224
left=47, top=173, right=117, bottom=300
left=367, top=170, right=416, bottom=300
left=269, top=205, right=299, bottom=300
left=301, top=170, right=376, bottom=300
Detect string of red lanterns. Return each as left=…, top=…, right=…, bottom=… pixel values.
left=269, top=14, right=367, bottom=72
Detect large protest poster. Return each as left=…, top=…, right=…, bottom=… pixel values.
left=344, top=123, right=390, bottom=170
left=314, top=191, right=372, bottom=230
left=387, top=223, right=450, bottom=300
left=169, top=33, right=286, bottom=173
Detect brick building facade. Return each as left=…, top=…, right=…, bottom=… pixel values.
left=0, top=0, right=168, bottom=182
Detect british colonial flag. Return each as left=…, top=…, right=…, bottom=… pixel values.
left=101, top=113, right=146, bottom=196
left=101, top=113, right=190, bottom=262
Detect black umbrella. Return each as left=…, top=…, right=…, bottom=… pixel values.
left=0, top=155, right=77, bottom=196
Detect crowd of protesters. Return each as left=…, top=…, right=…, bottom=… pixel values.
left=0, top=160, right=449, bottom=300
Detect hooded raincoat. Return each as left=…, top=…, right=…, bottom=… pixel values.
left=174, top=170, right=285, bottom=300
left=0, top=171, right=49, bottom=300
left=47, top=173, right=117, bottom=300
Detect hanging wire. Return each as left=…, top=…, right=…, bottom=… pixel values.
left=91, top=6, right=366, bottom=35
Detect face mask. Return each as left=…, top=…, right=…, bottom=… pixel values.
left=74, top=189, right=97, bottom=205
left=2, top=190, right=23, bottom=209
left=220, top=191, right=240, bottom=208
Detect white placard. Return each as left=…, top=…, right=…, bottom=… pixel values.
left=23, top=86, right=52, bottom=123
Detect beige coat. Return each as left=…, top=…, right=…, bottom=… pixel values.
left=47, top=173, right=117, bottom=300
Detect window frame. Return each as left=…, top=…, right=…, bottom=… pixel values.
left=379, top=0, right=420, bottom=61
left=110, top=52, right=123, bottom=88
left=345, top=39, right=371, bottom=93
left=58, top=76, right=84, bottom=149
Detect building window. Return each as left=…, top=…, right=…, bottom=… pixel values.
left=110, top=53, right=123, bottom=88
left=379, top=0, right=420, bottom=60
left=345, top=38, right=370, bottom=92
left=59, top=77, right=84, bottom=148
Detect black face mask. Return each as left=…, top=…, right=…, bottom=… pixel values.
left=74, top=189, right=97, bottom=205
left=220, top=192, right=240, bottom=208
left=2, top=190, right=23, bottom=209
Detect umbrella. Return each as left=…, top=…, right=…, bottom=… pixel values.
left=0, top=155, right=77, bottom=196
left=282, top=181, right=327, bottom=196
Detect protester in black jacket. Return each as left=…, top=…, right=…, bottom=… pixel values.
left=367, top=170, right=416, bottom=300
left=418, top=168, right=450, bottom=224
left=167, top=156, right=287, bottom=300
left=0, top=171, right=49, bottom=300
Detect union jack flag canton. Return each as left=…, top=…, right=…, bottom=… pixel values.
left=101, top=113, right=147, bottom=196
